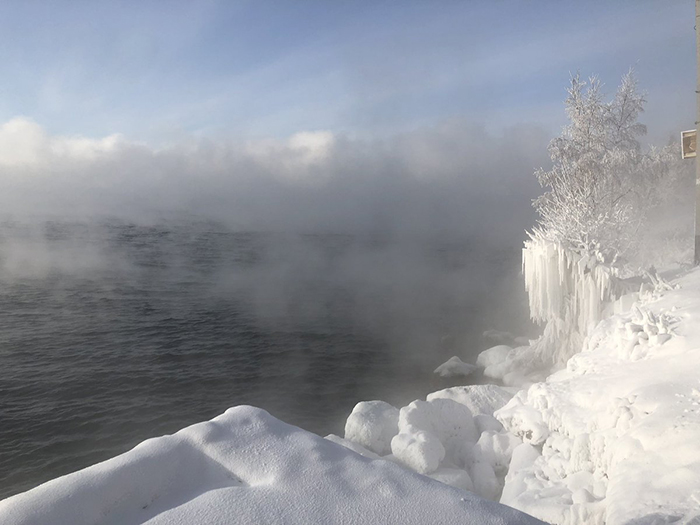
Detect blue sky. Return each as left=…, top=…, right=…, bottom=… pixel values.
left=0, top=0, right=693, bottom=145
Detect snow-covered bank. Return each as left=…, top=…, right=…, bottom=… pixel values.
left=497, top=267, right=700, bottom=524
left=0, top=405, right=543, bottom=525
left=336, top=266, right=700, bottom=524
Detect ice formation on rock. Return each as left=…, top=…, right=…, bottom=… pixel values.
left=479, top=234, right=630, bottom=387
left=522, top=234, right=621, bottom=333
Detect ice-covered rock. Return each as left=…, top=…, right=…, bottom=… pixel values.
left=427, top=384, right=514, bottom=417
left=344, top=400, right=399, bottom=455
left=477, top=345, right=513, bottom=369
left=474, top=430, right=522, bottom=476
left=464, top=444, right=501, bottom=501
left=433, top=356, right=477, bottom=378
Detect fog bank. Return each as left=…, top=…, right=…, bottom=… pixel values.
left=0, top=117, right=548, bottom=244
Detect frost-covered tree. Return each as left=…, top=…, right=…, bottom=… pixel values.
left=533, top=71, right=647, bottom=260
left=509, top=71, right=693, bottom=383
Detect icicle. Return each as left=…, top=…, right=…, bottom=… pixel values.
left=522, top=234, right=624, bottom=368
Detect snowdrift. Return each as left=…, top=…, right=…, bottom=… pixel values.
left=0, top=405, right=543, bottom=525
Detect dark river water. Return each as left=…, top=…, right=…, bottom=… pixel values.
left=0, top=219, right=530, bottom=500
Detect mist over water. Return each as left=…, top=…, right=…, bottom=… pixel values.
left=0, top=218, right=532, bottom=499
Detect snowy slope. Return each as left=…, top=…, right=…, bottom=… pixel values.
left=0, top=405, right=544, bottom=525
left=497, top=267, right=700, bottom=524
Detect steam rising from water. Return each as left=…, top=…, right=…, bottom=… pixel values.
left=0, top=116, right=545, bottom=499
left=0, top=117, right=548, bottom=244
left=0, top=220, right=533, bottom=499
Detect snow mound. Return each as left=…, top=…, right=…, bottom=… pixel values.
left=344, top=400, right=399, bottom=455
left=0, top=406, right=544, bottom=525
left=427, top=384, right=514, bottom=416
left=433, top=356, right=478, bottom=378
left=496, top=267, right=700, bottom=524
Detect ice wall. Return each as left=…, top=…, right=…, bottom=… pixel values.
left=477, top=234, right=627, bottom=387
left=519, top=234, right=624, bottom=374
left=522, top=234, right=620, bottom=333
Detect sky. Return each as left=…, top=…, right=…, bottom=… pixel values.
left=0, top=0, right=694, bottom=237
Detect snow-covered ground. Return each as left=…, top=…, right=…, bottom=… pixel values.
left=337, top=266, right=700, bottom=524
left=0, top=405, right=543, bottom=525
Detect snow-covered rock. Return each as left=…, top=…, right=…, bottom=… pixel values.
left=0, top=406, right=545, bottom=525
left=483, top=329, right=530, bottom=347
left=433, top=356, right=478, bottom=378
left=475, top=430, right=522, bottom=477
left=344, top=400, right=399, bottom=455
left=398, top=398, right=479, bottom=465
left=343, top=384, right=516, bottom=501
left=427, top=384, right=514, bottom=416
left=391, top=424, right=446, bottom=474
